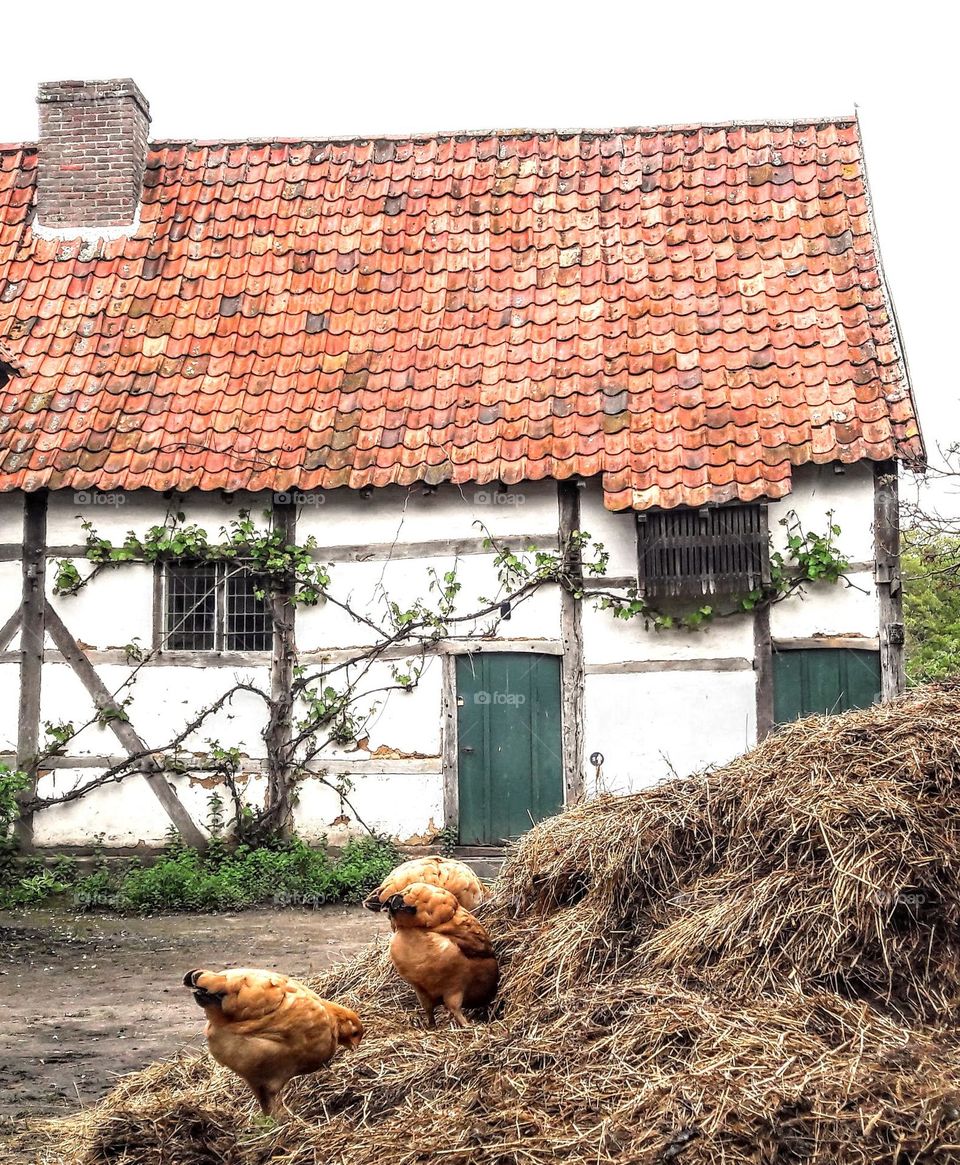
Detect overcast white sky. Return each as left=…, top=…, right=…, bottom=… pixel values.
left=1, top=1, right=956, bottom=515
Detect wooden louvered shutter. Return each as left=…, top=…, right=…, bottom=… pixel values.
left=636, top=504, right=770, bottom=599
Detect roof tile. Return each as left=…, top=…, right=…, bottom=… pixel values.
left=0, top=123, right=923, bottom=507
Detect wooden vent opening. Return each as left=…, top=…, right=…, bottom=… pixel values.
left=636, top=503, right=770, bottom=599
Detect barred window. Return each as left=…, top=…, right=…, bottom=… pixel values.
left=636, top=503, right=769, bottom=599
left=162, top=562, right=271, bottom=651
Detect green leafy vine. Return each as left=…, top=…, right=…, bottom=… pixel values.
left=54, top=511, right=331, bottom=604
left=598, top=511, right=850, bottom=630
left=488, top=510, right=851, bottom=633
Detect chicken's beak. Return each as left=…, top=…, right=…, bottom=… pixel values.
left=385, top=893, right=417, bottom=916
left=191, top=988, right=224, bottom=1009
left=362, top=892, right=383, bottom=912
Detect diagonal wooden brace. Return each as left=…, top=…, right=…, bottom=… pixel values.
left=0, top=607, right=21, bottom=652
left=44, top=599, right=207, bottom=848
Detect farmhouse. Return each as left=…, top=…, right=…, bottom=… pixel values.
left=0, top=79, right=922, bottom=851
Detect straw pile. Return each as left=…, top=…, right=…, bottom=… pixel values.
left=11, top=684, right=960, bottom=1164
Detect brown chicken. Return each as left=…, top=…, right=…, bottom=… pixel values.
left=363, top=855, right=486, bottom=916
left=183, top=967, right=363, bottom=1114
left=385, top=881, right=499, bottom=1028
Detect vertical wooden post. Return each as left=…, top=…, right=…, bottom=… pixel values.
left=265, top=497, right=298, bottom=834
left=558, top=481, right=585, bottom=803
left=754, top=602, right=774, bottom=741
left=441, top=652, right=459, bottom=837
left=874, top=460, right=906, bottom=701
left=15, top=490, right=48, bottom=846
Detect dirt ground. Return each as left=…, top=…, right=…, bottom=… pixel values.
left=0, top=903, right=380, bottom=1126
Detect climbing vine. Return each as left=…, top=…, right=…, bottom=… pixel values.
left=490, top=510, right=851, bottom=632
left=30, top=499, right=851, bottom=844
left=54, top=512, right=331, bottom=604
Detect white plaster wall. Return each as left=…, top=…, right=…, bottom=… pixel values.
left=297, top=657, right=444, bottom=760
left=0, top=493, right=23, bottom=543
left=14, top=465, right=884, bottom=847
left=0, top=561, right=20, bottom=625
left=582, top=603, right=754, bottom=665
left=770, top=572, right=879, bottom=640
left=295, top=479, right=560, bottom=546
left=769, top=462, right=875, bottom=565
left=298, top=553, right=561, bottom=652
left=37, top=663, right=102, bottom=753
left=32, top=771, right=179, bottom=847
left=295, top=771, right=444, bottom=845
left=583, top=669, right=757, bottom=793
left=352, top=659, right=443, bottom=756
left=44, top=488, right=271, bottom=546
left=578, top=479, right=638, bottom=577
left=769, top=463, right=879, bottom=641
left=38, top=661, right=270, bottom=757
left=0, top=663, right=19, bottom=752
left=31, top=769, right=265, bottom=848
left=46, top=563, right=154, bottom=650
left=113, top=665, right=272, bottom=755
left=296, top=479, right=563, bottom=650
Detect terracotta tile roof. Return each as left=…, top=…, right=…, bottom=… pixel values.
left=0, top=119, right=923, bottom=509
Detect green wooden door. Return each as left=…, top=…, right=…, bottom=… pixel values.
left=455, top=653, right=564, bottom=845
left=773, top=648, right=881, bottom=724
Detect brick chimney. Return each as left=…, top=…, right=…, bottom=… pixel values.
left=35, top=79, right=150, bottom=230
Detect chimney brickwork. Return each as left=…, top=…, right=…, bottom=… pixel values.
left=36, top=78, right=151, bottom=230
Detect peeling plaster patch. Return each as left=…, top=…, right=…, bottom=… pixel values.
left=351, top=737, right=438, bottom=760
left=369, top=744, right=438, bottom=760
left=187, top=774, right=223, bottom=789
left=186, top=766, right=256, bottom=790
left=400, top=817, right=440, bottom=846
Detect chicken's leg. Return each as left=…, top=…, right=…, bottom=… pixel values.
left=250, top=1079, right=281, bottom=1115
left=443, top=990, right=469, bottom=1028
left=414, top=987, right=437, bottom=1029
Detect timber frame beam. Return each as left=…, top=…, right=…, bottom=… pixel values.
left=14, top=491, right=47, bottom=844
left=265, top=497, right=298, bottom=833
left=874, top=460, right=906, bottom=700
left=558, top=480, right=585, bottom=804
left=440, top=653, right=459, bottom=838
left=753, top=603, right=774, bottom=742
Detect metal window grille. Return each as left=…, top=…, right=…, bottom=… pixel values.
left=224, top=568, right=272, bottom=651
left=165, top=561, right=218, bottom=650
left=636, top=503, right=770, bottom=599
left=163, top=562, right=271, bottom=651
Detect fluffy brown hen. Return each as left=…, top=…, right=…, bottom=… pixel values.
left=385, top=881, right=499, bottom=1028
left=183, top=967, right=362, bottom=1114
left=363, top=855, right=486, bottom=917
